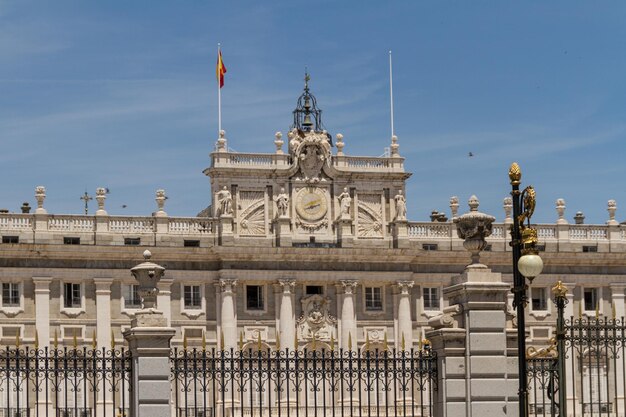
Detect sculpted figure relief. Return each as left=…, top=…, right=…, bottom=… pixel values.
left=217, top=186, right=233, bottom=216
left=338, top=187, right=351, bottom=217
left=395, top=190, right=407, bottom=221
left=275, top=187, right=290, bottom=218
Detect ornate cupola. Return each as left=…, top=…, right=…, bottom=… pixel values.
left=292, top=72, right=331, bottom=143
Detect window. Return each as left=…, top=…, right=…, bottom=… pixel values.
left=2, top=236, right=18, bottom=244
left=63, top=237, right=80, bottom=245
left=2, top=283, right=20, bottom=307
left=484, top=244, right=492, bottom=252
left=583, top=245, right=598, bottom=253
left=531, top=287, right=548, bottom=311
left=64, top=283, right=82, bottom=308
left=183, top=285, right=202, bottom=309
left=423, top=287, right=440, bottom=311
left=184, top=240, right=200, bottom=247
left=123, top=285, right=141, bottom=309
left=422, top=243, right=438, bottom=251
left=365, top=287, right=383, bottom=311
left=124, top=238, right=141, bottom=246
left=246, top=285, right=264, bottom=311
left=306, top=285, right=324, bottom=296
left=584, top=288, right=598, bottom=312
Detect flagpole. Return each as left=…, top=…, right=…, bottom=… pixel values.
left=218, top=43, right=222, bottom=138
left=389, top=50, right=395, bottom=139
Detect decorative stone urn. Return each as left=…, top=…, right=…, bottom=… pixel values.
left=453, top=195, right=495, bottom=269
left=130, top=249, right=167, bottom=327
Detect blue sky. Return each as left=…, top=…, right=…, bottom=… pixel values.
left=1, top=1, right=625, bottom=224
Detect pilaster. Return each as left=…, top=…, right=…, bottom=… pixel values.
left=392, top=220, right=409, bottom=249
left=336, top=218, right=353, bottom=248
left=32, top=277, right=52, bottom=348
left=274, top=216, right=292, bottom=247
left=219, top=278, right=238, bottom=350
left=219, top=215, right=234, bottom=246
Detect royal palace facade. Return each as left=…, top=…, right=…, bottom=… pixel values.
left=1, top=84, right=626, bottom=417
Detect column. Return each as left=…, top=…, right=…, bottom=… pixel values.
left=94, top=278, right=113, bottom=417
left=32, top=277, right=52, bottom=417
left=32, top=277, right=52, bottom=347
left=219, top=279, right=238, bottom=350
left=156, top=277, right=174, bottom=326
left=278, top=279, right=296, bottom=351
left=339, top=280, right=358, bottom=351
left=563, top=283, right=577, bottom=416
left=396, top=281, right=414, bottom=350
left=611, top=283, right=626, bottom=416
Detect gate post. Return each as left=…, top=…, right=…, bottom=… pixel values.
left=123, top=251, right=176, bottom=417
left=552, top=281, right=568, bottom=417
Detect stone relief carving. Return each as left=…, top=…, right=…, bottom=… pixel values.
left=290, top=129, right=332, bottom=183
left=357, top=193, right=383, bottom=238
left=238, top=190, right=266, bottom=236
left=297, top=295, right=336, bottom=342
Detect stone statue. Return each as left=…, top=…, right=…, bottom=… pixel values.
left=338, top=187, right=351, bottom=218
left=394, top=190, right=407, bottom=221
left=217, top=186, right=233, bottom=216
left=275, top=187, right=290, bottom=218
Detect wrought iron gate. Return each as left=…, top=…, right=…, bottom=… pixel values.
left=528, top=282, right=626, bottom=417
left=171, top=346, right=437, bottom=417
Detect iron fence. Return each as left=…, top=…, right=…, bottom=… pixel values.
left=171, top=347, right=437, bottom=417
left=0, top=346, right=131, bottom=417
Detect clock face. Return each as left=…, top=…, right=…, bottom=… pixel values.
left=296, top=188, right=328, bottom=222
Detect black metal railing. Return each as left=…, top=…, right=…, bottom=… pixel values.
left=0, top=346, right=131, bottom=417
left=527, top=357, right=559, bottom=417
left=171, top=347, right=437, bottom=417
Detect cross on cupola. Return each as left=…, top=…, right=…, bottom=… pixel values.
left=292, top=71, right=331, bottom=144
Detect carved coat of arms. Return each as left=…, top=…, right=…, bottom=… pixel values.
left=297, top=295, right=336, bottom=342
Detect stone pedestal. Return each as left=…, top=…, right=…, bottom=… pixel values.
left=274, top=216, right=292, bottom=247
left=336, top=218, right=353, bottom=248
left=124, top=323, right=175, bottom=417
left=392, top=220, right=409, bottom=249
left=219, top=215, right=234, bottom=246
left=427, top=267, right=518, bottom=417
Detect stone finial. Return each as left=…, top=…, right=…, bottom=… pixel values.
left=450, top=196, right=459, bottom=220
left=574, top=211, right=585, bottom=225
left=20, top=202, right=31, bottom=214
left=503, top=197, right=513, bottom=225
left=95, top=187, right=107, bottom=216
left=216, top=130, right=227, bottom=152
left=390, top=135, right=399, bottom=157
left=556, top=198, right=567, bottom=224
left=335, top=133, right=345, bottom=156
left=607, top=200, right=618, bottom=225
left=130, top=251, right=165, bottom=312
left=35, top=186, right=46, bottom=214
left=155, top=189, right=167, bottom=217
left=274, top=132, right=284, bottom=154
left=453, top=195, right=496, bottom=269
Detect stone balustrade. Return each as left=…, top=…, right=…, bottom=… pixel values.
left=1, top=209, right=624, bottom=251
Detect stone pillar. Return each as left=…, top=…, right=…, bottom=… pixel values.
left=156, top=277, right=173, bottom=326
left=336, top=218, right=354, bottom=248
left=33, top=277, right=52, bottom=347
left=562, top=283, right=577, bottom=416
left=94, top=278, right=113, bottom=349
left=94, top=278, right=113, bottom=417
left=274, top=217, right=292, bottom=247
left=33, top=277, right=52, bottom=417
left=396, top=281, right=414, bottom=349
left=612, top=283, right=626, bottom=416
left=219, top=279, right=238, bottom=350
left=392, top=220, right=409, bottom=249
left=278, top=279, right=296, bottom=351
left=123, top=251, right=175, bottom=417
left=427, top=268, right=516, bottom=417
left=339, top=280, right=358, bottom=352
left=219, top=215, right=234, bottom=246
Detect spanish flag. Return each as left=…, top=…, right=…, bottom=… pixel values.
left=216, top=50, right=227, bottom=88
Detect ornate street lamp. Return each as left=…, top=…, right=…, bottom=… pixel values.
left=509, top=162, right=544, bottom=417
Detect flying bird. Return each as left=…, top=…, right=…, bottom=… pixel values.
left=468, top=152, right=474, bottom=157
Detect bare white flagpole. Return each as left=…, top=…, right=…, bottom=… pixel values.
left=389, top=50, right=395, bottom=139
left=218, top=43, right=222, bottom=137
